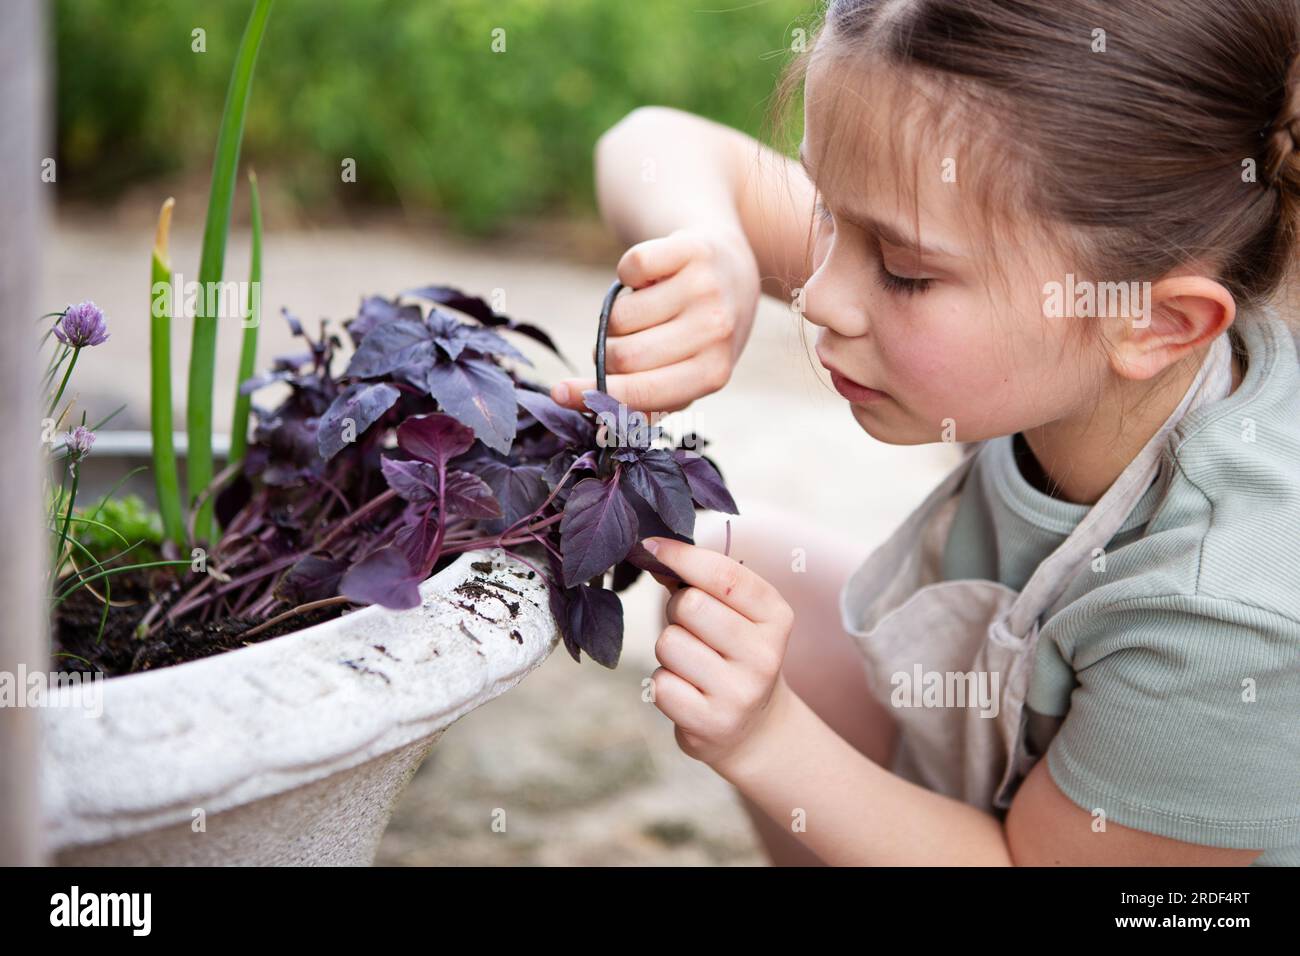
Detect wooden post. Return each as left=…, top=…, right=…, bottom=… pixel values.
left=0, top=0, right=50, bottom=866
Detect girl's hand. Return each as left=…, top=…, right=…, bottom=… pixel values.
left=550, top=225, right=761, bottom=413
left=642, top=535, right=796, bottom=775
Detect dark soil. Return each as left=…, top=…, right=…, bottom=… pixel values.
left=52, top=556, right=545, bottom=679
left=51, top=569, right=346, bottom=678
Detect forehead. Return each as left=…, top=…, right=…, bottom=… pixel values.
left=803, top=47, right=957, bottom=224
left=798, top=40, right=1047, bottom=269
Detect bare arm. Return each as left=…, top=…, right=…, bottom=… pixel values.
left=594, top=106, right=815, bottom=298
left=720, top=685, right=1264, bottom=866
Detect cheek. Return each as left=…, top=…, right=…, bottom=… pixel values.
left=877, top=295, right=1067, bottom=420
left=877, top=296, right=1006, bottom=397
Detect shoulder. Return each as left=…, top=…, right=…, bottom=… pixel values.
left=1058, top=314, right=1300, bottom=635
left=1032, top=316, right=1300, bottom=850
left=1161, top=312, right=1300, bottom=616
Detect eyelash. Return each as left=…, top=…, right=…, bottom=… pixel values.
left=814, top=198, right=934, bottom=296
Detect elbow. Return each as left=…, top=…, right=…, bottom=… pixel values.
left=594, top=105, right=687, bottom=161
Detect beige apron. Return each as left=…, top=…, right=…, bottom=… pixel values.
left=839, top=332, right=1236, bottom=815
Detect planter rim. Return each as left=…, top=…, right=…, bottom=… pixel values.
left=79, top=429, right=231, bottom=457
left=42, top=546, right=559, bottom=851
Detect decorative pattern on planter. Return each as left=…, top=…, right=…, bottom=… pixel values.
left=41, top=548, right=558, bottom=865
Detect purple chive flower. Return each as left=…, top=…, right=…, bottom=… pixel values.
left=62, top=425, right=96, bottom=463
left=54, top=301, right=110, bottom=348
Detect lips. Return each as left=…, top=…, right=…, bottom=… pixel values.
left=816, top=350, right=887, bottom=404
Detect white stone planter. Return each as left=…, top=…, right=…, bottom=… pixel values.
left=41, top=545, right=559, bottom=865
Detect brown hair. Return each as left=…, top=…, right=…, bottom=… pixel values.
left=777, top=0, right=1300, bottom=312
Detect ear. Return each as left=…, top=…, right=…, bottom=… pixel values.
left=1109, top=276, right=1235, bottom=381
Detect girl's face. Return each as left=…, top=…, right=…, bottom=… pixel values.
left=800, top=49, right=1114, bottom=445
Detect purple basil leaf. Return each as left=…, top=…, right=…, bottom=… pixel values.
left=271, top=350, right=315, bottom=372
left=582, top=389, right=656, bottom=451
left=514, top=427, right=567, bottom=462
left=443, top=469, right=502, bottom=519
left=567, top=583, right=623, bottom=668
left=581, top=388, right=621, bottom=420
left=542, top=448, right=597, bottom=496
left=239, top=368, right=293, bottom=395
left=517, top=388, right=595, bottom=446
left=397, top=413, right=476, bottom=471
left=623, top=448, right=695, bottom=537
left=282, top=307, right=305, bottom=338
left=404, top=284, right=572, bottom=369
left=425, top=307, right=472, bottom=362
left=380, top=457, right=440, bottom=503
left=671, top=448, right=739, bottom=514
left=476, top=459, right=548, bottom=534
left=215, top=472, right=253, bottom=528
left=424, top=356, right=518, bottom=455
left=393, top=505, right=438, bottom=570
left=620, top=483, right=679, bottom=541
left=461, top=324, right=532, bottom=365
left=345, top=316, right=434, bottom=379
left=340, top=546, right=423, bottom=610
left=549, top=590, right=582, bottom=663
left=616, top=480, right=689, bottom=583
left=425, top=305, right=530, bottom=364
left=543, top=551, right=583, bottom=663
left=542, top=451, right=576, bottom=492
left=254, top=394, right=324, bottom=488
left=610, top=559, right=642, bottom=592
left=448, top=439, right=502, bottom=469
left=348, top=296, right=421, bottom=346
left=559, top=476, right=638, bottom=588
left=276, top=554, right=348, bottom=605
left=404, top=285, right=498, bottom=324
left=318, top=381, right=400, bottom=461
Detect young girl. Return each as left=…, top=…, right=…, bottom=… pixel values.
left=550, top=0, right=1300, bottom=865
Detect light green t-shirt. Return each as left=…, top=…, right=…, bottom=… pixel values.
left=941, top=308, right=1300, bottom=865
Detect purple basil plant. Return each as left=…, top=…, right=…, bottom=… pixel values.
left=159, top=285, right=738, bottom=668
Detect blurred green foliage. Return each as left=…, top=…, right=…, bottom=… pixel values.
left=55, top=0, right=812, bottom=233
left=76, top=495, right=164, bottom=566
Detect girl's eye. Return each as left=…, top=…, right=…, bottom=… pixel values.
left=875, top=241, right=934, bottom=296
left=877, top=263, right=933, bottom=296
left=816, top=198, right=933, bottom=295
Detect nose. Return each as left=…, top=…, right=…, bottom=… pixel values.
left=799, top=238, right=871, bottom=339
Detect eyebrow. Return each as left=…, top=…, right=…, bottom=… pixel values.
left=798, top=141, right=965, bottom=261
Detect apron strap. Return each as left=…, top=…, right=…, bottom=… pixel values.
left=1002, top=331, right=1236, bottom=638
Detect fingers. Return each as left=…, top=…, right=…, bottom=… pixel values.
left=617, top=235, right=697, bottom=288
left=551, top=351, right=730, bottom=413
left=547, top=232, right=740, bottom=413
left=602, top=305, right=729, bottom=375
left=605, top=275, right=695, bottom=336
left=664, top=584, right=752, bottom=660
left=654, top=623, right=729, bottom=694
left=643, top=537, right=782, bottom=625
left=650, top=665, right=709, bottom=725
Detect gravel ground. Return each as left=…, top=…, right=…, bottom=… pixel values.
left=45, top=208, right=958, bottom=865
